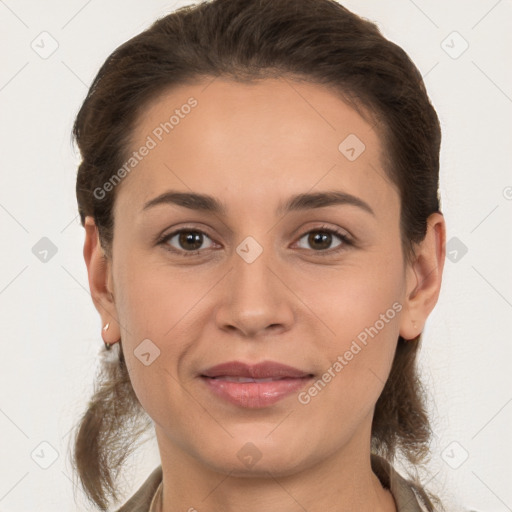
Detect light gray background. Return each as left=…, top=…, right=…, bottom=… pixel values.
left=0, top=1, right=511, bottom=511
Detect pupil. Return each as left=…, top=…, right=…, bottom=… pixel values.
left=310, top=232, right=331, bottom=250
left=180, top=231, right=202, bottom=250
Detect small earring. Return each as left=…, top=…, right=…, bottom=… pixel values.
left=103, top=323, right=112, bottom=350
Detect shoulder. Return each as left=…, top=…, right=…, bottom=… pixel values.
left=371, top=454, right=434, bottom=512
left=115, top=466, right=163, bottom=512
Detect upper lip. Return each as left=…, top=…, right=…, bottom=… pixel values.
left=200, top=360, right=313, bottom=379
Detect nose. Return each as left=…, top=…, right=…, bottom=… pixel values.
left=214, top=240, right=295, bottom=339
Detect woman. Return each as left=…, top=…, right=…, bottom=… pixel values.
left=71, top=0, right=446, bottom=510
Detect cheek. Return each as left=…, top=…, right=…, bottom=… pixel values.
left=113, top=256, right=220, bottom=403
left=116, top=253, right=205, bottom=340
left=114, top=267, right=201, bottom=429
left=297, top=251, right=404, bottom=412
left=305, top=248, right=405, bottom=343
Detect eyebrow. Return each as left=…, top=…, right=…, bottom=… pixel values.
left=142, top=190, right=375, bottom=216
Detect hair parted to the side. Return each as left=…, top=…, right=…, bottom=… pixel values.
left=70, top=0, right=443, bottom=510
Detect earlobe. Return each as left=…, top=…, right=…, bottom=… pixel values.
left=83, top=216, right=121, bottom=345
left=399, top=212, right=446, bottom=341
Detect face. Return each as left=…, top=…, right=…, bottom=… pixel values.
left=96, top=77, right=420, bottom=476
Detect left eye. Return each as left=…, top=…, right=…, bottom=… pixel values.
left=295, top=227, right=350, bottom=253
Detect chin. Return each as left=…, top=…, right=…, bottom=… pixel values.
left=196, top=433, right=314, bottom=477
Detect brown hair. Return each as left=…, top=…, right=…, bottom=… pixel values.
left=70, top=0, right=443, bottom=510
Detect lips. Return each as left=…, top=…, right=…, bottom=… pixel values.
left=200, top=361, right=314, bottom=408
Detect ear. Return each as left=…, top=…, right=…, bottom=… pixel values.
left=399, top=212, right=446, bottom=341
left=83, top=216, right=121, bottom=345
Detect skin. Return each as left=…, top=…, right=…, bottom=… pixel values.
left=83, top=77, right=445, bottom=512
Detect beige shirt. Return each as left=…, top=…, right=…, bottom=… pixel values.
left=116, top=454, right=432, bottom=512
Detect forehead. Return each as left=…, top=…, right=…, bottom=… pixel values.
left=115, top=77, right=396, bottom=219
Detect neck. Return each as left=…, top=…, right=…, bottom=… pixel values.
left=154, top=427, right=397, bottom=512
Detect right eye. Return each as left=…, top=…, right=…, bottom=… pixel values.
left=158, top=229, right=216, bottom=256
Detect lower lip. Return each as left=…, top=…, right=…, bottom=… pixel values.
left=201, top=376, right=313, bottom=408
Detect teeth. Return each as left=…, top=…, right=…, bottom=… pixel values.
left=214, top=376, right=279, bottom=382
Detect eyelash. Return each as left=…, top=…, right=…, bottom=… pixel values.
left=157, top=224, right=353, bottom=258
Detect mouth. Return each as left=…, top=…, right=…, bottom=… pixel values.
left=207, top=376, right=294, bottom=382
left=199, top=360, right=314, bottom=408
